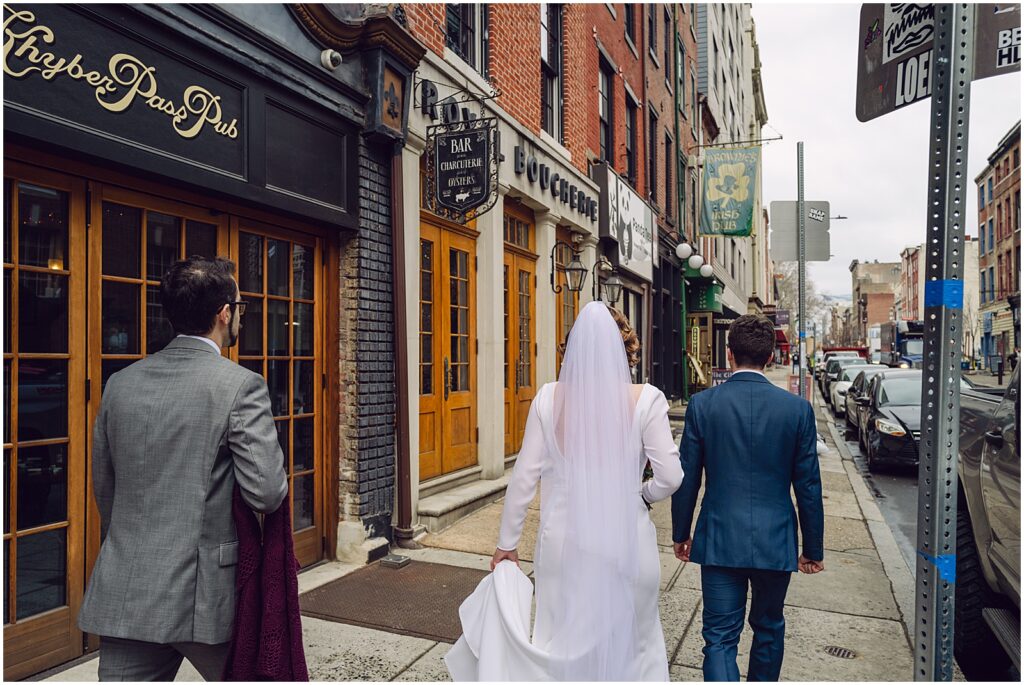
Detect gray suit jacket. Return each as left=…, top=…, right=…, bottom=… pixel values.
left=78, top=337, right=288, bottom=644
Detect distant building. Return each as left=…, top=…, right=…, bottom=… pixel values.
left=849, top=259, right=900, bottom=346
left=975, top=120, right=1020, bottom=368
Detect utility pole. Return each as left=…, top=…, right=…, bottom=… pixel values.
left=913, top=4, right=973, bottom=681
left=797, top=142, right=806, bottom=398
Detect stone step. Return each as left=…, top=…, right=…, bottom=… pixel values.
left=417, top=471, right=512, bottom=533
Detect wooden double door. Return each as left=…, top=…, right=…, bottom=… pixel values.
left=3, top=162, right=330, bottom=679
left=418, top=217, right=478, bottom=481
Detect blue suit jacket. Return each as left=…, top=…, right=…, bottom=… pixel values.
left=671, top=372, right=824, bottom=572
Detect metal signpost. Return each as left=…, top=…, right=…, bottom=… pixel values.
left=912, top=6, right=972, bottom=680
left=797, top=143, right=806, bottom=397
left=856, top=3, right=1022, bottom=677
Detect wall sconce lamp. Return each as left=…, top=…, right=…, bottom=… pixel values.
left=602, top=272, right=624, bottom=305
left=550, top=240, right=588, bottom=294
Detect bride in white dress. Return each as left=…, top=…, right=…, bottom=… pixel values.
left=446, top=302, right=683, bottom=681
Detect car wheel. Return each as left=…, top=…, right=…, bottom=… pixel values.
left=953, top=494, right=1012, bottom=680
left=866, top=439, right=881, bottom=473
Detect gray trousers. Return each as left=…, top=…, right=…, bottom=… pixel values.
left=97, top=637, right=230, bottom=682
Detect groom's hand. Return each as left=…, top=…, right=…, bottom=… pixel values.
left=798, top=555, right=824, bottom=574
left=491, top=548, right=519, bottom=571
left=673, top=539, right=692, bottom=562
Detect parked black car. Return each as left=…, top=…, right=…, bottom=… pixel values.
left=857, top=369, right=973, bottom=472
left=843, top=365, right=887, bottom=429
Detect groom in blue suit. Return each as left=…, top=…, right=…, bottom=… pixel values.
left=672, top=315, right=824, bottom=681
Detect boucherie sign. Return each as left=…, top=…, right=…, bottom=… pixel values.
left=4, top=5, right=239, bottom=140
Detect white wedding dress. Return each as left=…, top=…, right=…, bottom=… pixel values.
left=447, top=376, right=683, bottom=680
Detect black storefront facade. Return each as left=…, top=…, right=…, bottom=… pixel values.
left=2, top=4, right=423, bottom=678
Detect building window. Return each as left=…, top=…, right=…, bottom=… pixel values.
left=1015, top=147, right=1020, bottom=169
left=979, top=184, right=986, bottom=209
left=981, top=271, right=986, bottom=304
left=1015, top=190, right=1021, bottom=230
left=624, top=4, right=636, bottom=44
left=599, top=59, right=614, bottom=163
left=446, top=4, right=489, bottom=75
left=665, top=134, right=673, bottom=219
left=664, top=11, right=672, bottom=73
left=690, top=69, right=698, bottom=134
left=625, top=97, right=638, bottom=186
left=979, top=224, right=985, bottom=254
left=648, top=109, right=658, bottom=205
left=989, top=219, right=994, bottom=252
left=540, top=3, right=563, bottom=141
left=648, top=5, right=657, bottom=61
left=504, top=214, right=531, bottom=250
left=677, top=39, right=687, bottom=115
left=987, top=177, right=993, bottom=202
left=989, top=266, right=995, bottom=300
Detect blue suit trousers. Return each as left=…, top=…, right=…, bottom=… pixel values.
left=700, top=566, right=792, bottom=682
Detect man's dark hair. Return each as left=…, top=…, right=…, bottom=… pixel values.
left=728, top=314, right=776, bottom=368
left=159, top=256, right=237, bottom=336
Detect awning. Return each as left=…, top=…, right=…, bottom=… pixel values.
left=774, top=329, right=789, bottom=344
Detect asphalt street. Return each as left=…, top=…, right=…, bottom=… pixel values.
left=820, top=398, right=920, bottom=570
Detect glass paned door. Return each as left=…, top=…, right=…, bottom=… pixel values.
left=234, top=224, right=323, bottom=566
left=502, top=250, right=537, bottom=455
left=3, top=166, right=87, bottom=682
left=418, top=220, right=477, bottom=480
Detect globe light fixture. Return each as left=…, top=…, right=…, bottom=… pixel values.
left=675, top=242, right=693, bottom=261
left=688, top=254, right=704, bottom=270
left=699, top=263, right=714, bottom=278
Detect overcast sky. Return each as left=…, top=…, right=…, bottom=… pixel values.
left=753, top=3, right=1021, bottom=299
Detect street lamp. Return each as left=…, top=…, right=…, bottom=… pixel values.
left=549, top=240, right=587, bottom=294
left=591, top=255, right=613, bottom=301
left=602, top=272, right=623, bottom=305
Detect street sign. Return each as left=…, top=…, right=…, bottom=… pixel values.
left=856, top=4, right=1021, bottom=122
left=769, top=200, right=831, bottom=261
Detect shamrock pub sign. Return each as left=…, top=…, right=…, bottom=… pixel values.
left=700, top=146, right=760, bottom=236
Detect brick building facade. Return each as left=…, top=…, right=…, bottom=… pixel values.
left=976, top=120, right=1021, bottom=368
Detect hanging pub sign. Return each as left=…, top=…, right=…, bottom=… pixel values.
left=424, top=116, right=498, bottom=223
left=700, top=146, right=760, bottom=236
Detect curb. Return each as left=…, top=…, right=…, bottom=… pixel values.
left=819, top=397, right=917, bottom=651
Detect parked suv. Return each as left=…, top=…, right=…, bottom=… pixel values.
left=956, top=367, right=1020, bottom=679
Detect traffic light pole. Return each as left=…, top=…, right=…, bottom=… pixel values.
left=914, top=4, right=973, bottom=681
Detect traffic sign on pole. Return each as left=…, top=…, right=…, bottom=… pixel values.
left=855, top=3, right=1019, bottom=122
left=769, top=201, right=831, bottom=262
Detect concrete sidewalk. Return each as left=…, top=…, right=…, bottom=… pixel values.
left=41, top=367, right=917, bottom=682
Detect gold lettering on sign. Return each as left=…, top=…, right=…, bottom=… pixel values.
left=3, top=5, right=240, bottom=141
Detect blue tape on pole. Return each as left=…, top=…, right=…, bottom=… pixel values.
left=924, top=279, right=963, bottom=310
left=917, top=550, right=956, bottom=583
left=799, top=332, right=806, bottom=339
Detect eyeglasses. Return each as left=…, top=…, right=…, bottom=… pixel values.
left=226, top=300, right=248, bottom=315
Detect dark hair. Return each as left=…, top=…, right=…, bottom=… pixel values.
left=159, top=256, right=237, bottom=336
left=727, top=314, right=775, bottom=368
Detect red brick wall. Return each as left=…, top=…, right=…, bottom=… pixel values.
left=865, top=292, right=894, bottom=330
left=404, top=4, right=446, bottom=57
left=489, top=4, right=541, bottom=133
left=561, top=3, right=592, bottom=175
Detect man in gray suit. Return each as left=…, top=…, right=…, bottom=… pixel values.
left=79, top=256, right=289, bottom=681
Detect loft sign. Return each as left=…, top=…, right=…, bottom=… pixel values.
left=513, top=145, right=598, bottom=223
left=3, top=5, right=239, bottom=140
